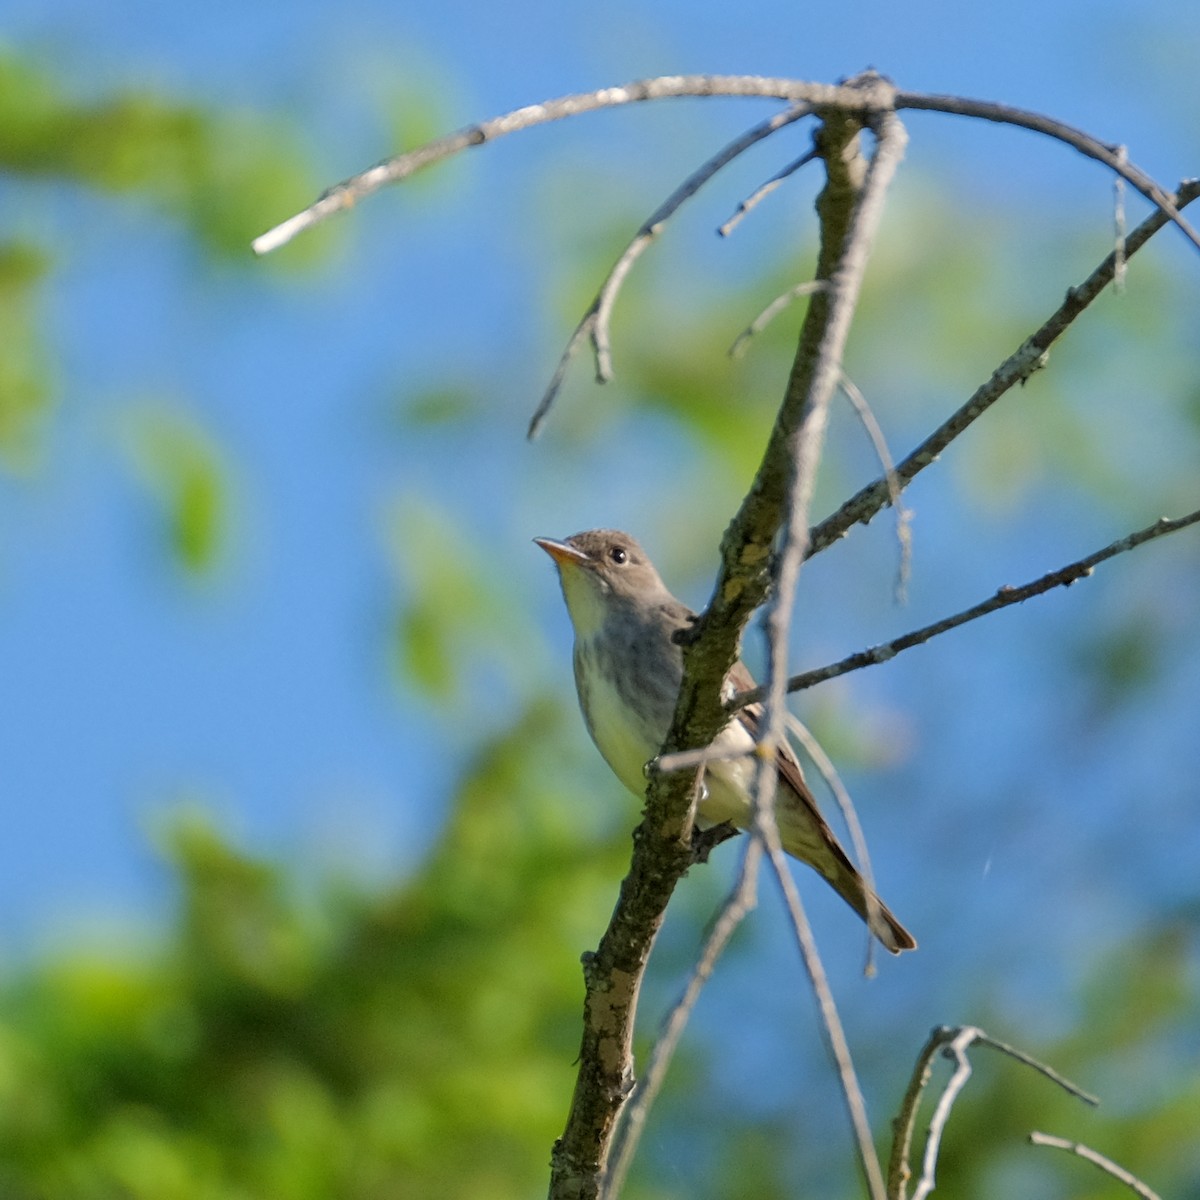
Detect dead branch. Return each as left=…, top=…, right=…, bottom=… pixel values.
left=526, top=102, right=812, bottom=439
left=888, top=1025, right=1097, bottom=1200
left=807, top=178, right=1200, bottom=557
left=1029, top=1131, right=1161, bottom=1200
left=730, top=508, right=1200, bottom=709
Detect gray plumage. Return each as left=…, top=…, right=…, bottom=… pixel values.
left=536, top=528, right=916, bottom=955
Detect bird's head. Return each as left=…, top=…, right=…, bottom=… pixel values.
left=534, top=529, right=667, bottom=639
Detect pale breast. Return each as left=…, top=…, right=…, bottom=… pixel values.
left=575, top=645, right=663, bottom=797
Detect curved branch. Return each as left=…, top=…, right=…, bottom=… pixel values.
left=1029, top=1132, right=1161, bottom=1200
left=889, top=1025, right=1097, bottom=1200
left=894, top=92, right=1200, bottom=252
left=526, top=102, right=813, bottom=439
left=252, top=75, right=895, bottom=255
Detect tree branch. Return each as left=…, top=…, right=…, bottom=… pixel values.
left=602, top=839, right=763, bottom=1200
left=526, top=102, right=813, bottom=439
left=747, top=106, right=908, bottom=1200
left=718, top=143, right=818, bottom=236
left=252, top=75, right=897, bottom=255
left=888, top=1025, right=1097, bottom=1200
left=806, top=178, right=1200, bottom=558
left=1029, top=1132, right=1161, bottom=1200
left=893, top=92, right=1200, bottom=252
left=252, top=76, right=1195, bottom=259
left=549, top=75, right=897, bottom=1200
left=730, top=508, right=1200, bottom=709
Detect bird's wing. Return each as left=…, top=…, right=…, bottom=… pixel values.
left=727, top=659, right=860, bottom=876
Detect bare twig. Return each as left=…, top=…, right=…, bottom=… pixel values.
left=1113, top=144, right=1128, bottom=292
left=527, top=102, right=812, bottom=438
left=889, top=1025, right=1099, bottom=1200
left=652, top=744, right=751, bottom=773
left=253, top=75, right=898, bottom=255
left=729, top=281, right=827, bottom=358
left=731, top=508, right=1200, bottom=709
left=888, top=1027, right=949, bottom=1200
left=806, top=178, right=1200, bottom=558
left=784, top=713, right=882, bottom=977
left=1029, top=1132, right=1161, bottom=1200
left=603, top=839, right=763, bottom=1199
left=974, top=1032, right=1098, bottom=1106
left=838, top=372, right=912, bottom=601
left=719, top=145, right=819, bottom=236
left=893, top=92, right=1200, bottom=252
left=910, top=1025, right=982, bottom=1200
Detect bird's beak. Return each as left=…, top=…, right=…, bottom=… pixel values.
left=533, top=536, right=592, bottom=569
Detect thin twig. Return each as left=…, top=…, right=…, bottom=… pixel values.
left=731, top=508, right=1200, bottom=708
left=767, top=826, right=882, bottom=1191
left=974, top=1032, right=1098, bottom=1106
left=1029, top=1132, right=1161, bottom=1200
left=784, top=713, right=881, bottom=977
left=729, top=281, right=828, bottom=358
left=893, top=91, right=1200, bottom=252
left=888, top=1027, right=951, bottom=1200
left=889, top=1025, right=1099, bottom=1200
left=838, top=372, right=912, bottom=602
left=806, top=178, right=1200, bottom=559
left=719, top=145, right=819, bottom=236
left=527, top=102, right=812, bottom=438
left=911, top=1026, right=983, bottom=1200
left=603, top=839, right=763, bottom=1199
left=253, top=75, right=898, bottom=255
left=652, top=744, right=752, bottom=773
left=1113, top=144, right=1128, bottom=292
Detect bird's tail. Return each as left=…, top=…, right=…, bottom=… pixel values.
left=824, top=856, right=917, bottom=955
left=775, top=809, right=917, bottom=954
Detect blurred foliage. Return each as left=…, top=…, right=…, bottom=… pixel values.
left=0, top=49, right=316, bottom=259
left=0, top=799, right=1196, bottom=1197
left=0, top=241, right=52, bottom=473
left=119, top=404, right=230, bottom=575
left=383, top=496, right=543, bottom=707
left=0, top=46, right=320, bottom=485
left=0, top=701, right=632, bottom=1199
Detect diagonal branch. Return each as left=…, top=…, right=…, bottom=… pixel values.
left=729, top=280, right=827, bottom=358
left=806, top=178, right=1200, bottom=558
left=1029, top=1132, right=1161, bottom=1200
left=730, top=508, right=1200, bottom=709
left=602, top=839, right=763, bottom=1200
left=719, top=143, right=819, bottom=236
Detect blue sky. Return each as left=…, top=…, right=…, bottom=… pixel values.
left=2, top=0, right=1198, bottom=1001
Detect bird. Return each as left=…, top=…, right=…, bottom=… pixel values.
left=535, top=528, right=916, bottom=954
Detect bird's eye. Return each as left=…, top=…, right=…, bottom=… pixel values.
left=609, top=546, right=628, bottom=564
